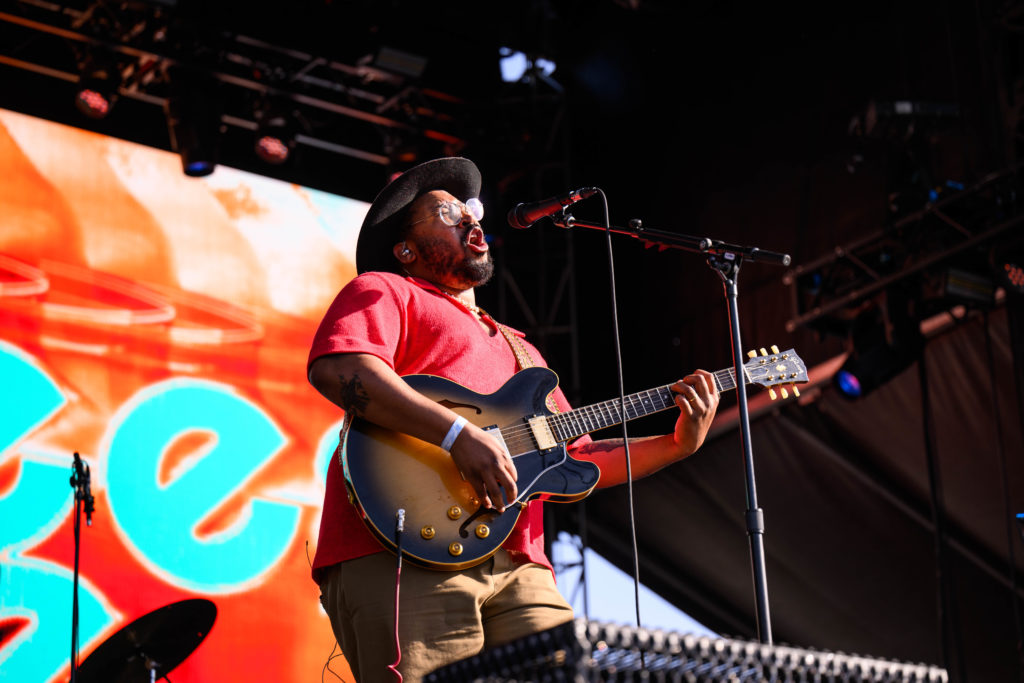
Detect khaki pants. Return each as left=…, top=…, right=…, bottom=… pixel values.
left=319, top=549, right=574, bottom=683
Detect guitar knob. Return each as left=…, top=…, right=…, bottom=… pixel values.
left=475, top=524, right=490, bottom=539
left=448, top=542, right=464, bottom=557
left=421, top=526, right=436, bottom=540
left=447, top=506, right=463, bottom=520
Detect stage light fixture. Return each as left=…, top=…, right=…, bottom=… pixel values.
left=938, top=266, right=996, bottom=306
left=254, top=109, right=298, bottom=165
left=499, top=47, right=556, bottom=83
left=372, top=46, right=428, bottom=79
left=1002, top=262, right=1024, bottom=294
left=164, top=69, right=221, bottom=177
left=832, top=294, right=923, bottom=400
left=74, top=55, right=120, bottom=119
left=992, top=241, right=1024, bottom=296
left=834, top=341, right=920, bottom=399
left=75, top=83, right=114, bottom=119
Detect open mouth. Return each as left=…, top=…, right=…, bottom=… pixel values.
left=465, top=226, right=489, bottom=254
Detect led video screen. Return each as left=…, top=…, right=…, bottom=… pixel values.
left=0, top=108, right=368, bottom=681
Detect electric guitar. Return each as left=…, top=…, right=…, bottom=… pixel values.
left=341, top=346, right=807, bottom=570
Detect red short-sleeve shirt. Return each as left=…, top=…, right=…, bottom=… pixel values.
left=307, top=272, right=581, bottom=579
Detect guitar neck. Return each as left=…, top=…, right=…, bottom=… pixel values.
left=546, top=367, right=741, bottom=443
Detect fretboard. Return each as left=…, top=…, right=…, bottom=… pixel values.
left=545, top=366, right=741, bottom=443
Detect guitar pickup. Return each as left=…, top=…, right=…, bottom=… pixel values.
left=526, top=416, right=557, bottom=450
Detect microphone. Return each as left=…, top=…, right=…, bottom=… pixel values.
left=71, top=452, right=95, bottom=526
left=83, top=463, right=94, bottom=527
left=507, top=187, right=598, bottom=229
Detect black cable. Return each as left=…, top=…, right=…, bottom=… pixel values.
left=322, top=641, right=346, bottom=682
left=310, top=541, right=349, bottom=682
left=919, top=354, right=967, bottom=681
left=982, top=310, right=1024, bottom=683
left=71, top=491, right=80, bottom=683
left=595, top=190, right=646, bottom=671
left=579, top=499, right=590, bottom=620
left=69, top=453, right=84, bottom=683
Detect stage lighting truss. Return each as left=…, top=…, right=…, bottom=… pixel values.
left=784, top=166, right=1024, bottom=338
left=0, top=0, right=467, bottom=168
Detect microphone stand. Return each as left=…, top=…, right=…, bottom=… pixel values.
left=553, top=212, right=790, bottom=644
left=69, top=452, right=94, bottom=682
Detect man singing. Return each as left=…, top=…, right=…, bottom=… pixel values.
left=308, top=157, right=718, bottom=681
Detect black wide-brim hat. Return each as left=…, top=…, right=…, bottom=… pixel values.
left=356, top=157, right=482, bottom=274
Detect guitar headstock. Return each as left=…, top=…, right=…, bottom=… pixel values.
left=744, top=346, right=807, bottom=400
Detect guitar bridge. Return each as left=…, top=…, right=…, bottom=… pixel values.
left=483, top=424, right=511, bottom=456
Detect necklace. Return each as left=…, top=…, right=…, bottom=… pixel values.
left=403, top=270, right=488, bottom=318
left=443, top=290, right=485, bottom=317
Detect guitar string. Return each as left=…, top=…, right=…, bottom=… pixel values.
left=494, top=368, right=739, bottom=453
left=464, top=355, right=799, bottom=456
left=455, top=359, right=797, bottom=505
left=497, top=385, right=679, bottom=453
left=496, top=373, right=726, bottom=450
left=492, top=354, right=805, bottom=454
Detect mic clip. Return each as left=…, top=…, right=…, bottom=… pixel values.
left=550, top=209, right=576, bottom=229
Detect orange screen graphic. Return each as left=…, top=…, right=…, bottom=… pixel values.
left=0, top=108, right=366, bottom=681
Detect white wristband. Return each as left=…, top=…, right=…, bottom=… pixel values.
left=441, top=416, right=468, bottom=451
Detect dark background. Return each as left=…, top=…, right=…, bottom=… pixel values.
left=2, top=1, right=1023, bottom=680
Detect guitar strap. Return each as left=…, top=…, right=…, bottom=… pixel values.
left=491, top=319, right=561, bottom=414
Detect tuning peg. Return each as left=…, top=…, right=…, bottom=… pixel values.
left=792, top=384, right=800, bottom=397
left=759, top=347, right=768, bottom=356
left=771, top=344, right=780, bottom=354
left=747, top=350, right=757, bottom=359
left=780, top=387, right=789, bottom=399
left=768, top=388, right=777, bottom=400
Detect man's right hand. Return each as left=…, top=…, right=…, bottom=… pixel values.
left=310, top=352, right=520, bottom=512
left=448, top=423, right=518, bottom=512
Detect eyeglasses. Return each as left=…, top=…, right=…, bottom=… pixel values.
left=411, top=198, right=484, bottom=227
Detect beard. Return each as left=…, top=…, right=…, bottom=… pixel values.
left=415, top=236, right=494, bottom=289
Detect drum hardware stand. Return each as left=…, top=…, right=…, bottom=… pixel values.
left=69, top=451, right=95, bottom=682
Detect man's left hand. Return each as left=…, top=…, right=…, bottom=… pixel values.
left=670, top=369, right=720, bottom=457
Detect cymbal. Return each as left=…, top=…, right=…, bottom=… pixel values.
left=77, top=599, right=216, bottom=683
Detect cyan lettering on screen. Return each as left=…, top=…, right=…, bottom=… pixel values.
left=0, top=342, right=116, bottom=682
left=104, top=378, right=301, bottom=593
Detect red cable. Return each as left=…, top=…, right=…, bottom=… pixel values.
left=387, top=510, right=405, bottom=682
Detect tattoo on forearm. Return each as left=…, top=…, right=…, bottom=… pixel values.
left=337, top=373, right=371, bottom=416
